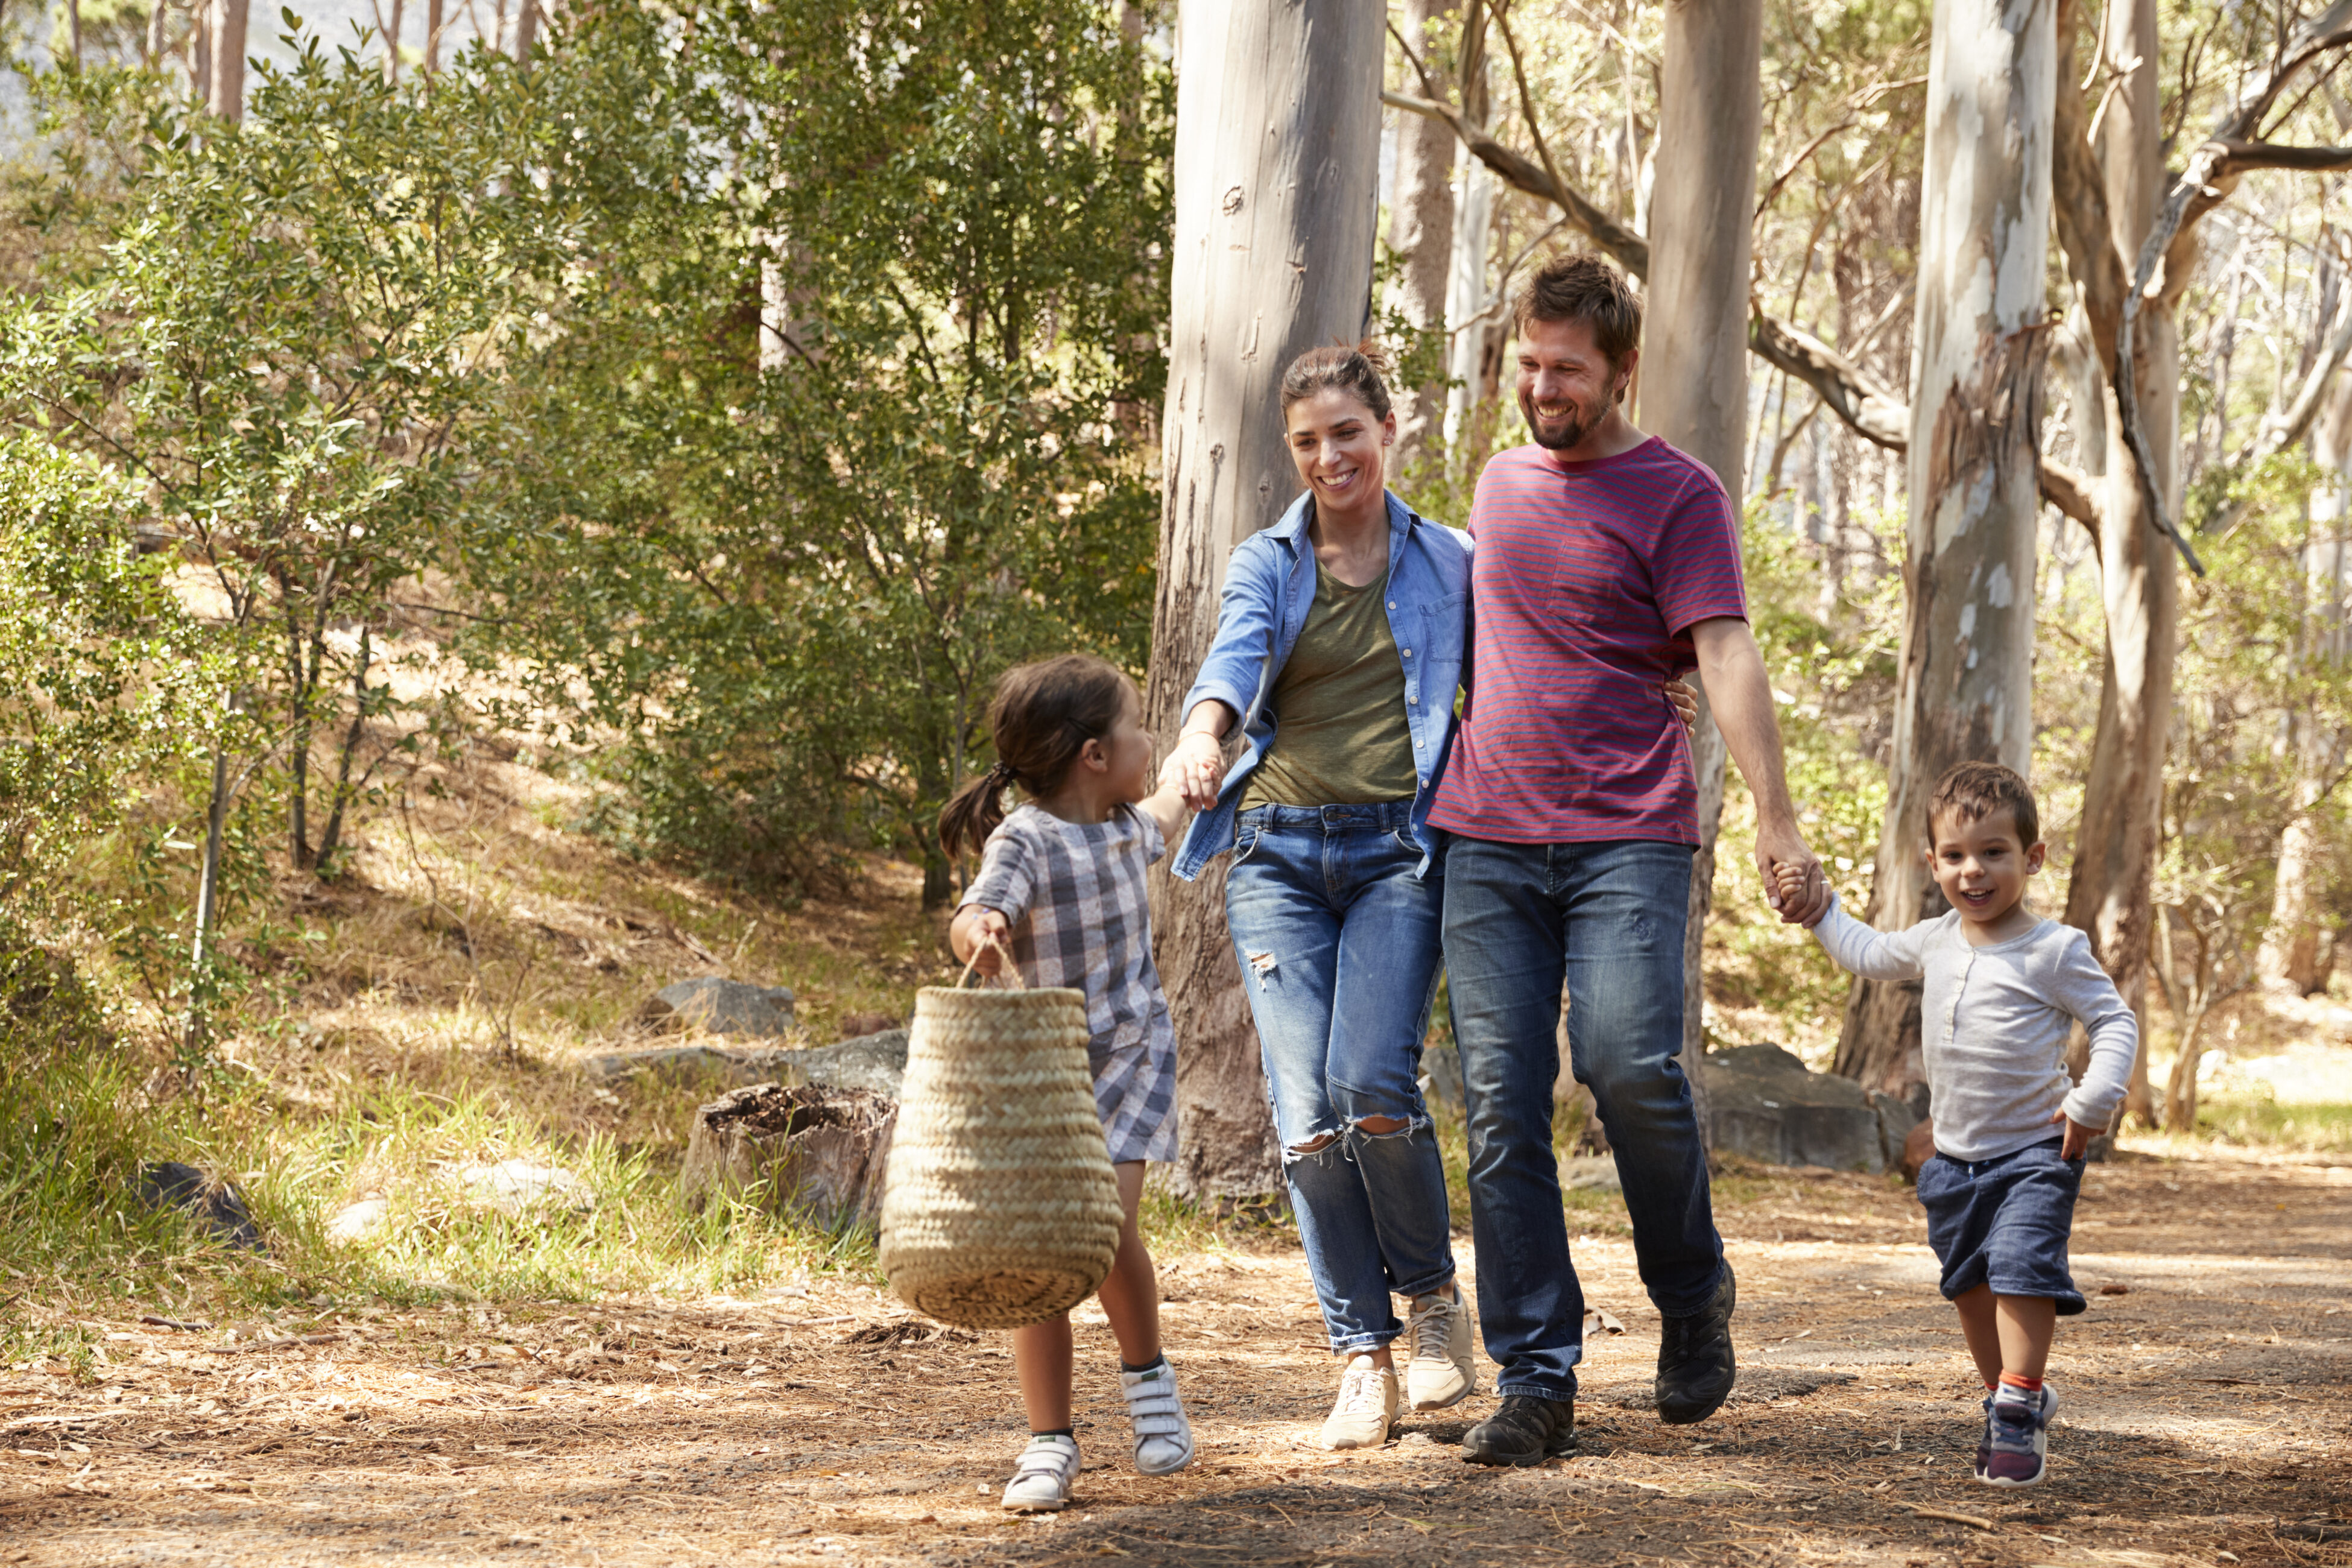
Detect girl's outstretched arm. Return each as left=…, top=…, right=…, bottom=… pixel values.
left=1136, top=782, right=1191, bottom=850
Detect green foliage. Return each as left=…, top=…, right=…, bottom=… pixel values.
left=0, top=48, right=548, bottom=884
left=0, top=438, right=208, bottom=918
left=463, top=0, right=1173, bottom=900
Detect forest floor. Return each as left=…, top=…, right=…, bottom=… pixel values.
left=5, top=1149, right=2348, bottom=1568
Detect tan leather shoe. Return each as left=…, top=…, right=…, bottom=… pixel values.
left=1405, top=1286, right=1476, bottom=1411
left=1320, top=1357, right=1400, bottom=1450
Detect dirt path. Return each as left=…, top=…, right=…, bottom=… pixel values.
left=7, top=1151, right=2348, bottom=1568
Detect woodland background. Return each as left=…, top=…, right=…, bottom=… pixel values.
left=1, top=0, right=2350, bottom=1307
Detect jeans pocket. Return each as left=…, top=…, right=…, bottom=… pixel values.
left=1231, top=827, right=1262, bottom=865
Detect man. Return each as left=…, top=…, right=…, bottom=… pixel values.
left=1431, top=254, right=1831, bottom=1467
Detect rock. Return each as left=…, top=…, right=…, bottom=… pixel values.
left=1560, top=1155, right=1622, bottom=1193
left=583, top=1043, right=756, bottom=1083
left=766, top=1029, right=911, bottom=1100
left=1420, top=1042, right=1465, bottom=1111
left=327, top=1197, right=389, bottom=1243
left=136, top=1162, right=264, bottom=1251
left=638, top=976, right=797, bottom=1038
left=447, top=1159, right=595, bottom=1215
left=1701, top=1043, right=1920, bottom=1174
left=584, top=1028, right=911, bottom=1098
left=837, top=1010, right=901, bottom=1040
left=679, top=1083, right=898, bottom=1230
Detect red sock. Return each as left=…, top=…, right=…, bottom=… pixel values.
left=1999, top=1372, right=2043, bottom=1393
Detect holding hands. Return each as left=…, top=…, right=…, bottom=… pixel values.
left=1161, top=729, right=1228, bottom=812
left=1762, top=833, right=1832, bottom=928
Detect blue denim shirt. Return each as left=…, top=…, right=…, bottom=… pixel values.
left=1171, top=489, right=1471, bottom=881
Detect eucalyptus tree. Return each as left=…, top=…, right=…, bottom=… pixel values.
left=1140, top=0, right=1382, bottom=1197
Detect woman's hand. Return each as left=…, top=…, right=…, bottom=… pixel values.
left=949, top=905, right=1011, bottom=975
left=1664, top=677, right=1701, bottom=733
left=1161, top=729, right=1228, bottom=811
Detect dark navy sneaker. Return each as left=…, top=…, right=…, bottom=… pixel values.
left=1655, top=1262, right=1737, bottom=1424
left=1981, top=1382, right=2058, bottom=1487
left=1461, top=1394, right=1577, bottom=1466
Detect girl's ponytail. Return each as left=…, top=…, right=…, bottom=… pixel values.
left=939, top=760, right=1018, bottom=862
left=937, top=655, right=1137, bottom=864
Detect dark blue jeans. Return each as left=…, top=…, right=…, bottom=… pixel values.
left=1441, top=835, right=1725, bottom=1401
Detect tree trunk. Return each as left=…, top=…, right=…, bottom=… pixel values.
left=2060, top=0, right=2175, bottom=1127
left=1385, top=0, right=1455, bottom=471
left=1835, top=0, right=2052, bottom=1098
left=1642, top=0, right=1765, bottom=1142
left=2257, top=365, right=2352, bottom=993
left=1442, top=15, right=1491, bottom=461
left=1144, top=0, right=1383, bottom=1198
left=514, top=0, right=536, bottom=65
left=425, top=0, right=442, bottom=74
left=205, top=0, right=247, bottom=121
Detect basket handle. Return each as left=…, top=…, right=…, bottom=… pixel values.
left=957, top=931, right=1026, bottom=991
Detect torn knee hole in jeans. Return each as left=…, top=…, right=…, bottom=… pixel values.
left=1285, top=1130, right=1342, bottom=1162
left=1245, top=950, right=1277, bottom=986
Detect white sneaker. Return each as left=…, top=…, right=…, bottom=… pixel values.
left=1000, top=1434, right=1080, bottom=1512
left=1404, top=1286, right=1476, bottom=1411
left=1119, top=1358, right=1195, bottom=1475
left=1320, top=1356, right=1400, bottom=1450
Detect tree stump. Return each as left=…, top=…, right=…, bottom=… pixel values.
left=680, top=1083, right=896, bottom=1230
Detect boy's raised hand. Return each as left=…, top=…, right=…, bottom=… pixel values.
left=2050, top=1108, right=2104, bottom=1161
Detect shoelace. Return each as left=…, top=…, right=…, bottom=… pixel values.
left=1334, top=1364, right=1389, bottom=1414
left=1411, top=1296, right=1456, bottom=1361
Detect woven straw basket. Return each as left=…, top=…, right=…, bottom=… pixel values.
left=877, top=983, right=1125, bottom=1329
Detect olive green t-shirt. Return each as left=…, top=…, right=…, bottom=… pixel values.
left=1241, top=562, right=1420, bottom=810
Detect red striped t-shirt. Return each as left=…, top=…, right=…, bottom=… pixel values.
left=1429, top=437, right=1747, bottom=846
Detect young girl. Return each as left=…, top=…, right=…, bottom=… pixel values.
left=939, top=654, right=1197, bottom=1513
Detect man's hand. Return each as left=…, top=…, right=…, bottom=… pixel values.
left=1663, top=678, right=1699, bottom=734
left=2050, top=1109, right=2104, bottom=1161
left=1160, top=730, right=1228, bottom=811
left=1754, top=816, right=1830, bottom=926
left=949, top=905, right=1011, bottom=975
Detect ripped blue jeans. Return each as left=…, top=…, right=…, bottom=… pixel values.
left=1224, top=803, right=1456, bottom=1352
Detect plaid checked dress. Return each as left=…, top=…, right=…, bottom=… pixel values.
left=960, top=803, right=1179, bottom=1165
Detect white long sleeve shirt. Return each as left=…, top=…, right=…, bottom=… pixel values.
left=1809, top=894, right=2140, bottom=1161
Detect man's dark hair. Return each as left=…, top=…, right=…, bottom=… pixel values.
left=1927, top=760, right=2040, bottom=847
left=1514, top=253, right=1643, bottom=373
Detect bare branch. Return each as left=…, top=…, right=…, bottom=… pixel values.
left=2037, top=454, right=2103, bottom=530
left=2209, top=136, right=2352, bottom=174
left=1382, top=88, right=1649, bottom=275
left=1747, top=312, right=1906, bottom=448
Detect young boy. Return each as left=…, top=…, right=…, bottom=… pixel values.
left=1788, top=761, right=2138, bottom=1487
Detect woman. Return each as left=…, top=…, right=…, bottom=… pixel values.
left=1160, top=344, right=1470, bottom=1454
left=1162, top=343, right=1698, bottom=1451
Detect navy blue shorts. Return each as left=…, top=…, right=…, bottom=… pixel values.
left=1915, top=1137, right=2087, bottom=1315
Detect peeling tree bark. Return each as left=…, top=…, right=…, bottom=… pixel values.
left=2058, top=0, right=2176, bottom=1126
left=1642, top=0, right=1764, bottom=1140
left=1385, top=0, right=1455, bottom=469
left=1143, top=0, right=1383, bottom=1198
left=1835, top=0, right=2053, bottom=1098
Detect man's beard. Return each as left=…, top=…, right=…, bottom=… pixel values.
left=1520, top=387, right=1602, bottom=452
